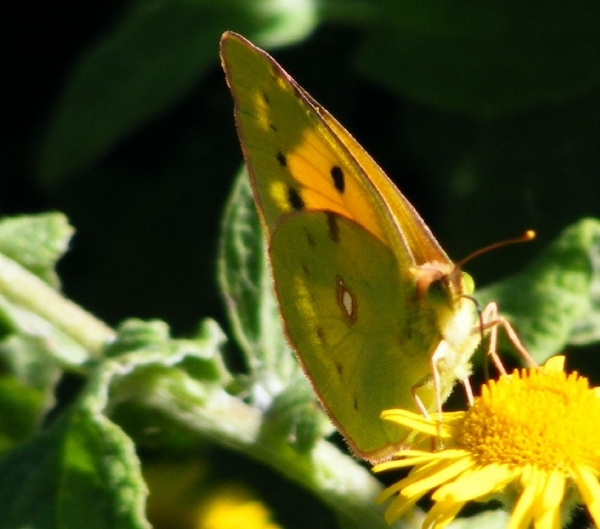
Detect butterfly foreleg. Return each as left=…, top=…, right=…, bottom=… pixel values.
left=479, top=301, right=537, bottom=372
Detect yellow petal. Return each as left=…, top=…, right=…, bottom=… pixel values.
left=432, top=463, right=519, bottom=503
left=572, top=464, right=600, bottom=526
left=534, top=468, right=564, bottom=529
left=403, top=457, right=475, bottom=498
left=383, top=491, right=422, bottom=524
left=423, top=498, right=464, bottom=529
left=508, top=465, right=540, bottom=529
left=542, top=356, right=565, bottom=374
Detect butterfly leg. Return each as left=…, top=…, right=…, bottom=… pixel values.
left=410, top=376, right=432, bottom=422
left=461, top=376, right=474, bottom=406
left=409, top=340, right=453, bottom=443
left=410, top=375, right=446, bottom=450
left=429, top=340, right=451, bottom=428
left=410, top=341, right=451, bottom=418
left=480, top=301, right=537, bottom=371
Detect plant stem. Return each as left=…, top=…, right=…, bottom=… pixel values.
left=0, top=254, right=115, bottom=355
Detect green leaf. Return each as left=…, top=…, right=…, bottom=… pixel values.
left=0, top=212, right=114, bottom=360
left=0, top=213, right=111, bottom=447
left=39, top=1, right=221, bottom=182
left=104, top=317, right=232, bottom=387
left=0, top=253, right=114, bottom=364
left=477, top=218, right=600, bottom=362
left=0, top=297, right=94, bottom=369
left=355, top=0, right=600, bottom=118
left=262, top=376, right=333, bottom=454
left=0, top=213, right=73, bottom=287
left=0, top=376, right=44, bottom=456
left=217, top=0, right=320, bottom=48
left=0, top=316, right=235, bottom=529
left=218, top=170, right=298, bottom=401
left=0, top=406, right=149, bottom=529
left=37, top=1, right=319, bottom=182
left=92, top=316, right=389, bottom=528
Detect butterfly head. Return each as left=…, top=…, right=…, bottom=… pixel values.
left=414, top=263, right=475, bottom=311
left=413, top=263, right=479, bottom=354
left=419, top=229, right=536, bottom=312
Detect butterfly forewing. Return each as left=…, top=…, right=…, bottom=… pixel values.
left=222, top=32, right=426, bottom=270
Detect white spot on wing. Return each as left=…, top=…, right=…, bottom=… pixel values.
left=342, top=290, right=353, bottom=317
left=336, top=275, right=357, bottom=323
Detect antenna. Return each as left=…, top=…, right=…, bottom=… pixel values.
left=454, top=230, right=536, bottom=271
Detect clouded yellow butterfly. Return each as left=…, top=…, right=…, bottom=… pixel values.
left=220, top=32, right=529, bottom=463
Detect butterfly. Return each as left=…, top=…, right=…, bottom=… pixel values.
left=220, top=31, right=532, bottom=463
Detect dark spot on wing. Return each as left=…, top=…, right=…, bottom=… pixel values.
left=335, top=362, right=343, bottom=376
left=288, top=186, right=304, bottom=210
left=331, top=166, right=345, bottom=193
left=276, top=151, right=287, bottom=168
left=326, top=213, right=340, bottom=243
left=258, top=92, right=277, bottom=130
left=316, top=326, right=326, bottom=344
left=353, top=394, right=359, bottom=411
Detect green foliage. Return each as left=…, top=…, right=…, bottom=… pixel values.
left=3, top=3, right=600, bottom=528
left=478, top=218, right=600, bottom=361
left=0, top=406, right=149, bottom=529
left=0, top=205, right=599, bottom=528
left=355, top=0, right=600, bottom=118
left=37, top=1, right=319, bottom=183
left=217, top=172, right=298, bottom=397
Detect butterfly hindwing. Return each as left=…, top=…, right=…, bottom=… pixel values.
left=270, top=212, right=442, bottom=460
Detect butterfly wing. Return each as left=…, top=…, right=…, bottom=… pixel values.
left=270, top=211, right=442, bottom=461
left=220, top=32, right=449, bottom=267
left=221, top=32, right=479, bottom=462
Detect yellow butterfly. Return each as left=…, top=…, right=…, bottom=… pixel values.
left=220, top=32, right=531, bottom=463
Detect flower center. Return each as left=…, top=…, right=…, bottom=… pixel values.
left=460, top=365, right=600, bottom=472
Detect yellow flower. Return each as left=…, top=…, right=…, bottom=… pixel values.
left=196, top=484, right=281, bottom=529
left=144, top=459, right=280, bottom=529
left=374, top=356, right=600, bottom=528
